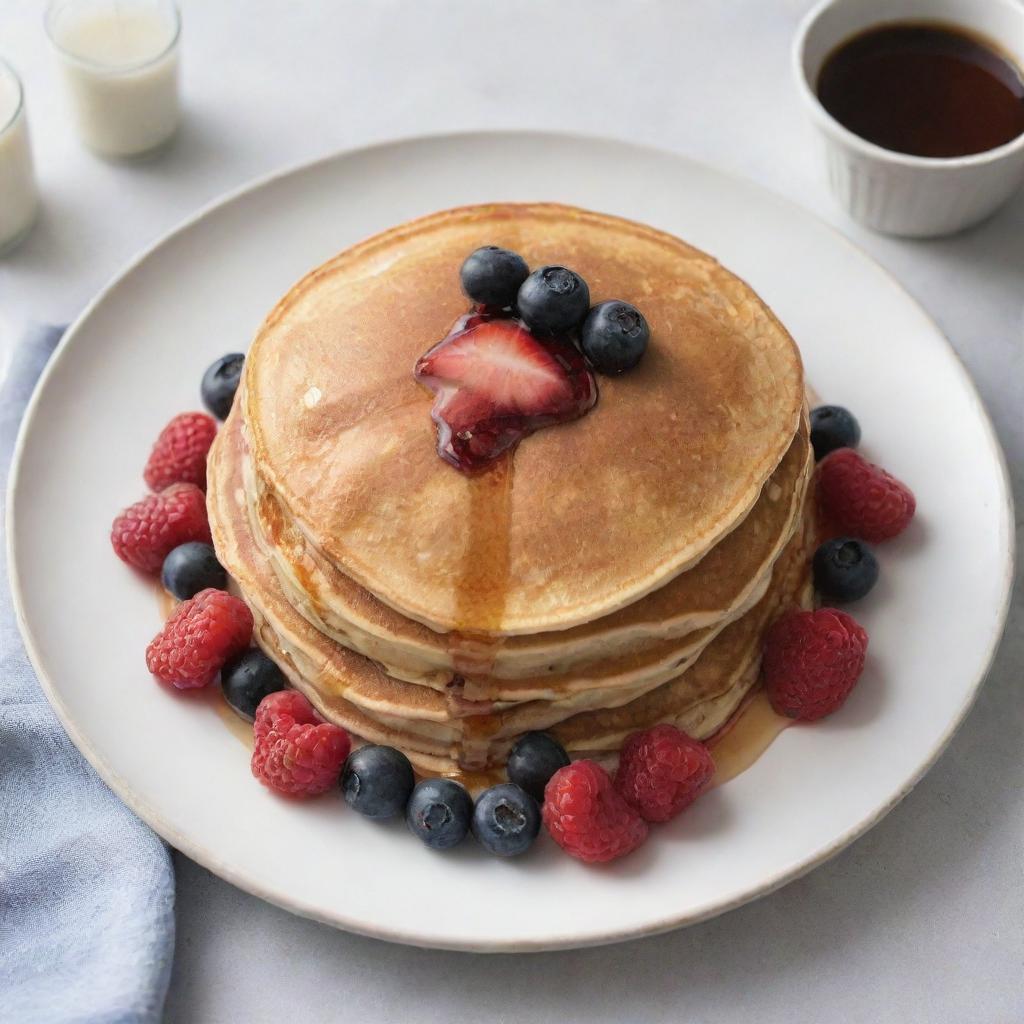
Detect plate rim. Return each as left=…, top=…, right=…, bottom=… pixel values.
left=7, top=128, right=1016, bottom=952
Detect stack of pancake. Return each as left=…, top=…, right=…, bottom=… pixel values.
left=207, top=203, right=813, bottom=785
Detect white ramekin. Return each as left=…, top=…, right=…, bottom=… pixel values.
left=794, top=0, right=1024, bottom=237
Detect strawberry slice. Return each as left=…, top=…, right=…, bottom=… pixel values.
left=414, top=316, right=597, bottom=472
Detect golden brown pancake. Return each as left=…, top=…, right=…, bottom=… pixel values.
left=210, top=410, right=762, bottom=717
left=550, top=501, right=816, bottom=755
left=243, top=203, right=805, bottom=635
left=242, top=412, right=812, bottom=686
left=208, top=410, right=814, bottom=777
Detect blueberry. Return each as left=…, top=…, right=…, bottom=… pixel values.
left=460, top=246, right=529, bottom=309
left=161, top=542, right=227, bottom=600
left=406, top=778, right=473, bottom=850
left=341, top=745, right=415, bottom=820
left=516, top=266, right=590, bottom=335
left=813, top=537, right=879, bottom=603
left=810, top=405, right=861, bottom=461
left=581, top=300, right=650, bottom=375
left=221, top=648, right=286, bottom=720
left=472, top=783, right=540, bottom=857
left=201, top=353, right=245, bottom=421
left=506, top=731, right=570, bottom=803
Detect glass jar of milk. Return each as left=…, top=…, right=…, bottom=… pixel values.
left=0, top=58, right=38, bottom=255
left=46, top=0, right=181, bottom=159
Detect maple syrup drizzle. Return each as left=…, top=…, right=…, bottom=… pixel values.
left=436, top=763, right=507, bottom=794
left=447, top=452, right=514, bottom=769
left=706, top=688, right=792, bottom=788
left=207, top=687, right=255, bottom=749
left=449, top=452, right=513, bottom=669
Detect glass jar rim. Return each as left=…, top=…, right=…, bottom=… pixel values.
left=44, top=0, right=181, bottom=75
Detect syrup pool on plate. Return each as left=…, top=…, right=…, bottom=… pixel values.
left=706, top=688, right=792, bottom=789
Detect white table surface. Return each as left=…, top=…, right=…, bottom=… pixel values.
left=2, top=1, right=1021, bottom=1021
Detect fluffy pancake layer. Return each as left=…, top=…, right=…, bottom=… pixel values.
left=242, top=413, right=812, bottom=688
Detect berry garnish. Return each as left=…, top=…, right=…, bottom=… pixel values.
left=414, top=314, right=596, bottom=472
left=810, top=405, right=861, bottom=461
left=406, top=778, right=473, bottom=850
left=221, top=648, right=287, bottom=720
left=111, top=483, right=211, bottom=573
left=506, top=731, right=570, bottom=802
left=201, top=353, right=245, bottom=421
left=251, top=690, right=351, bottom=798
left=580, top=300, right=650, bottom=375
left=813, top=537, right=879, bottom=603
left=763, top=608, right=869, bottom=721
left=472, top=783, right=541, bottom=857
left=145, top=588, right=253, bottom=689
left=460, top=246, right=529, bottom=309
left=161, top=541, right=227, bottom=600
left=615, top=724, right=714, bottom=823
left=341, top=745, right=416, bottom=820
left=543, top=760, right=649, bottom=863
left=143, top=411, right=218, bottom=492
left=818, top=448, right=916, bottom=542
left=516, top=265, right=590, bottom=336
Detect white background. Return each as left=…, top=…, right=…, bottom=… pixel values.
left=1, top=2, right=1021, bottom=1021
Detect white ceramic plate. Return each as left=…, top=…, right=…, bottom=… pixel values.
left=8, top=132, right=1013, bottom=952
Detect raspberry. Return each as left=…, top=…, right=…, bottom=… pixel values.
left=146, top=588, right=253, bottom=689
left=542, top=760, right=648, bottom=863
left=817, top=448, right=915, bottom=542
left=251, top=690, right=351, bottom=798
left=615, top=725, right=714, bottom=823
left=111, top=484, right=212, bottom=573
left=143, top=412, right=218, bottom=491
left=763, top=608, right=868, bottom=721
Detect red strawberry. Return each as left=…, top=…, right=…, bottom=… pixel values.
left=252, top=690, right=351, bottom=797
left=817, top=448, right=915, bottom=542
left=615, top=724, right=715, bottom=823
left=144, top=412, right=218, bottom=491
left=111, top=484, right=211, bottom=573
left=414, top=315, right=596, bottom=471
left=146, top=588, right=253, bottom=689
left=763, top=608, right=869, bottom=721
left=543, top=760, right=649, bottom=863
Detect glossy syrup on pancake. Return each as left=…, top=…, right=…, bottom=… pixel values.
left=416, top=305, right=598, bottom=766
left=445, top=453, right=511, bottom=765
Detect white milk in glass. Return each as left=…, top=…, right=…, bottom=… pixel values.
left=0, top=60, right=38, bottom=254
left=48, top=0, right=180, bottom=158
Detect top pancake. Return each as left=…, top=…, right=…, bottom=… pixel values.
left=244, top=203, right=804, bottom=635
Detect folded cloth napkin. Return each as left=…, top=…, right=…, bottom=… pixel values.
left=0, top=324, right=174, bottom=1024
